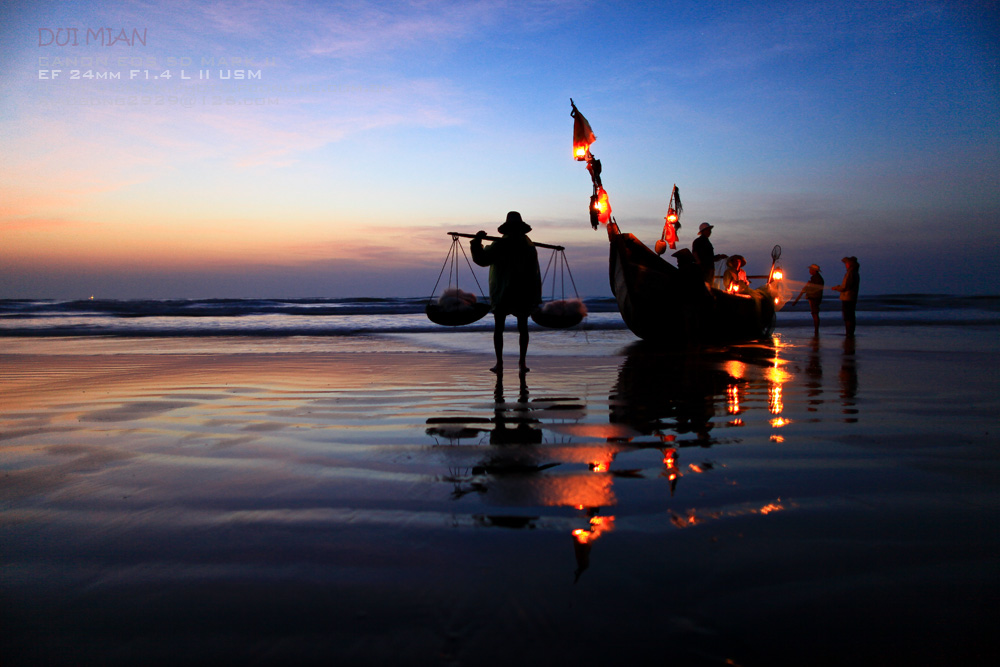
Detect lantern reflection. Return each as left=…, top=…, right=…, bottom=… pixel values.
left=661, top=447, right=680, bottom=494
left=432, top=337, right=816, bottom=583
left=724, top=360, right=746, bottom=379
left=589, top=456, right=613, bottom=473
left=572, top=509, right=616, bottom=581
left=768, top=384, right=783, bottom=415
left=572, top=514, right=616, bottom=545
left=727, top=383, right=741, bottom=414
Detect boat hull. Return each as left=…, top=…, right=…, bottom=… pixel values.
left=608, top=227, right=775, bottom=345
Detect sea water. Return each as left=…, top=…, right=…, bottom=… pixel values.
left=2, top=294, right=997, bottom=339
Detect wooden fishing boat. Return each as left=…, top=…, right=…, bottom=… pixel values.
left=570, top=99, right=781, bottom=345
left=606, top=221, right=777, bottom=345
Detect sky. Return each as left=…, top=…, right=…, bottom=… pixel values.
left=1, top=0, right=998, bottom=299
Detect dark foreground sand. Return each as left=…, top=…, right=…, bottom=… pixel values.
left=2, top=327, right=998, bottom=666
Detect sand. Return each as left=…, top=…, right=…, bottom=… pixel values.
left=2, top=326, right=998, bottom=666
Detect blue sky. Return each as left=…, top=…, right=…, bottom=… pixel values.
left=2, top=0, right=998, bottom=298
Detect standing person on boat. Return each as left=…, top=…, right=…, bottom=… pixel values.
left=471, top=212, right=542, bottom=374
left=831, top=256, right=860, bottom=336
left=791, top=264, right=825, bottom=335
left=692, top=222, right=727, bottom=287
left=672, top=248, right=711, bottom=342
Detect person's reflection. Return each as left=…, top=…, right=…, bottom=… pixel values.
left=469, top=373, right=548, bottom=476
left=430, top=373, right=624, bottom=582
left=488, top=372, right=542, bottom=446
left=805, top=336, right=824, bottom=414
left=488, top=374, right=617, bottom=583
left=840, top=336, right=858, bottom=422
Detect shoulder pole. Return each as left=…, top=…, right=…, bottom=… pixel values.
left=448, top=232, right=564, bottom=251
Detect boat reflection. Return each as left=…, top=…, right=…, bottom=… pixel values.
left=427, top=338, right=825, bottom=580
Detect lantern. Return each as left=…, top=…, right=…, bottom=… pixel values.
left=655, top=211, right=679, bottom=255
left=571, top=99, right=596, bottom=162
left=592, top=187, right=611, bottom=224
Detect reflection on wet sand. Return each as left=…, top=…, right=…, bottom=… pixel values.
left=428, top=372, right=621, bottom=579
left=611, top=340, right=796, bottom=442
left=802, top=336, right=824, bottom=420
left=427, top=339, right=820, bottom=580
left=840, top=336, right=859, bottom=421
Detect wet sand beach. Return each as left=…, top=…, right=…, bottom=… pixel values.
left=2, top=326, right=998, bottom=666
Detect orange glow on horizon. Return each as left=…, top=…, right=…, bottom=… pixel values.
left=2, top=214, right=442, bottom=275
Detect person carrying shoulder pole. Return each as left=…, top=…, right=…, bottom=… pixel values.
left=470, top=212, right=542, bottom=374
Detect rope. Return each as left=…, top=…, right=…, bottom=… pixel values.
left=456, top=236, right=488, bottom=300
left=541, top=248, right=558, bottom=301
left=428, top=236, right=458, bottom=304
left=539, top=248, right=582, bottom=302
left=562, top=250, right=582, bottom=300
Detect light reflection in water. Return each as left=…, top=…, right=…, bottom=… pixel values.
left=727, top=383, right=741, bottom=414
left=428, top=336, right=854, bottom=580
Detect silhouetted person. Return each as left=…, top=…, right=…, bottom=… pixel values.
left=471, top=212, right=542, bottom=373
left=673, top=248, right=710, bottom=342
left=792, top=263, right=825, bottom=335
left=692, top=222, right=727, bottom=287
left=722, top=255, right=750, bottom=293
left=831, top=256, right=859, bottom=336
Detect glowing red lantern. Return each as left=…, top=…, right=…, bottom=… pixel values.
left=592, top=187, right=611, bottom=224
left=571, top=100, right=596, bottom=162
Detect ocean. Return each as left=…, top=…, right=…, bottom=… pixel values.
left=2, top=292, right=998, bottom=665
left=2, top=294, right=998, bottom=338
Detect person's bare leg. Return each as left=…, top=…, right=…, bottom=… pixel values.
left=517, top=315, right=529, bottom=372
left=491, top=313, right=504, bottom=373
